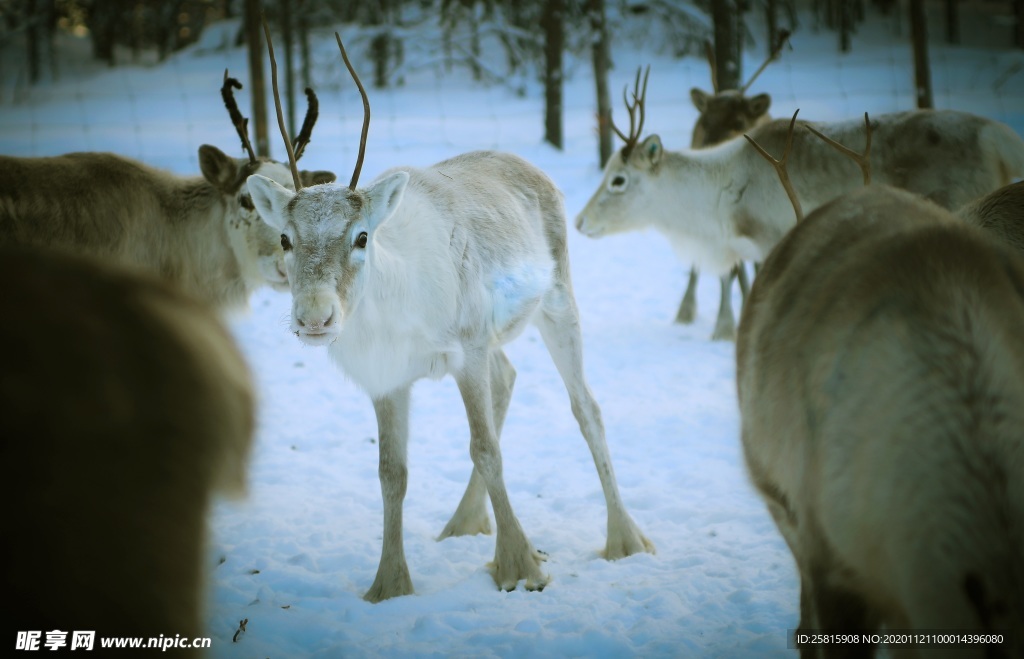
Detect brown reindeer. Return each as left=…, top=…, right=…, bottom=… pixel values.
left=1, top=246, right=254, bottom=653
left=0, top=72, right=335, bottom=313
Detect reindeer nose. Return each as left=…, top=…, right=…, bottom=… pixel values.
left=575, top=214, right=584, bottom=231
left=297, top=311, right=334, bottom=331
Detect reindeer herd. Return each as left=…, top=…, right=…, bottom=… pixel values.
left=2, top=22, right=1022, bottom=656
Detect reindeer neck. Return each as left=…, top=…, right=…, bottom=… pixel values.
left=159, top=177, right=246, bottom=310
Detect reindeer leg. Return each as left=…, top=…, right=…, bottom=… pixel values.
left=438, top=350, right=515, bottom=539
left=674, top=266, right=700, bottom=324
left=536, top=285, right=654, bottom=560
left=711, top=273, right=737, bottom=341
left=455, top=347, right=548, bottom=592
left=364, top=386, right=414, bottom=603
left=805, top=562, right=879, bottom=659
left=736, top=262, right=751, bottom=301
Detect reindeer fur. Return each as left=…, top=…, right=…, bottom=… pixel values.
left=1, top=246, right=254, bottom=651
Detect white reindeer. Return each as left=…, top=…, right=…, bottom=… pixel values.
left=736, top=184, right=1024, bottom=657
left=246, top=33, right=653, bottom=603
left=576, top=106, right=1024, bottom=338
left=2, top=245, right=254, bottom=645
left=677, top=36, right=786, bottom=338
left=0, top=72, right=334, bottom=313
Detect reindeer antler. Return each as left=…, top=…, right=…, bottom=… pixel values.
left=805, top=112, right=872, bottom=186
left=262, top=14, right=302, bottom=191
left=220, top=70, right=257, bottom=163
left=744, top=109, right=804, bottom=222
left=335, top=31, right=370, bottom=190
left=611, top=66, right=650, bottom=158
left=292, top=87, right=319, bottom=161
left=739, top=29, right=791, bottom=94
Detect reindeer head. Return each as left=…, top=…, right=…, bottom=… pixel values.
left=246, top=26, right=379, bottom=345
left=690, top=88, right=771, bottom=148
left=690, top=31, right=789, bottom=148
left=215, top=70, right=335, bottom=292
left=576, top=66, right=667, bottom=238
left=246, top=171, right=407, bottom=345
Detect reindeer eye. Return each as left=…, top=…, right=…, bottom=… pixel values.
left=280, top=234, right=292, bottom=251
left=610, top=174, right=628, bottom=191
left=240, top=195, right=255, bottom=211
left=354, top=231, right=368, bottom=249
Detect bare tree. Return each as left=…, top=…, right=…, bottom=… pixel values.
left=588, top=0, right=612, bottom=166
left=909, top=0, right=933, bottom=108
left=1016, top=0, right=1024, bottom=49
left=298, top=0, right=312, bottom=90
left=279, top=0, right=296, bottom=137
left=541, top=0, right=564, bottom=149
left=945, top=0, right=959, bottom=44
left=838, top=0, right=853, bottom=51
left=244, top=0, right=270, bottom=157
left=712, top=0, right=743, bottom=91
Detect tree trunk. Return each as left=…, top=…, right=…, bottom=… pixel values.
left=244, top=0, right=270, bottom=157
left=1016, top=0, right=1024, bottom=48
left=369, top=0, right=392, bottom=89
left=945, top=0, right=959, bottom=44
left=541, top=0, right=564, bottom=150
left=587, top=0, right=613, bottom=167
left=26, top=0, right=41, bottom=84
left=500, top=2, right=525, bottom=74
left=712, top=0, right=742, bottom=91
left=45, top=0, right=57, bottom=80
left=298, top=0, right=311, bottom=90
left=89, top=3, right=117, bottom=67
left=765, top=0, right=778, bottom=55
left=839, top=0, right=853, bottom=52
left=909, top=0, right=933, bottom=108
left=280, top=0, right=296, bottom=138
left=470, top=4, right=482, bottom=82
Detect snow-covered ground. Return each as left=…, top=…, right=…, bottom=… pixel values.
left=2, top=7, right=1022, bottom=658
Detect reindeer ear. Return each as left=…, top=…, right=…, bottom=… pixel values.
left=747, top=93, right=772, bottom=119
left=365, top=171, right=410, bottom=232
left=300, top=169, right=336, bottom=186
left=246, top=174, right=294, bottom=230
left=690, top=88, right=710, bottom=113
left=640, top=135, right=663, bottom=167
left=199, top=145, right=240, bottom=194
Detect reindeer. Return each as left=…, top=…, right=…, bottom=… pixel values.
left=736, top=184, right=1024, bottom=657
left=0, top=72, right=335, bottom=313
left=736, top=123, right=1024, bottom=656
left=247, top=30, right=653, bottom=603
left=957, top=180, right=1024, bottom=257
left=676, top=33, right=790, bottom=338
left=576, top=103, right=1024, bottom=328
left=1, top=246, right=254, bottom=651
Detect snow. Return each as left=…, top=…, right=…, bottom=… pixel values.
left=2, top=8, right=1022, bottom=658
